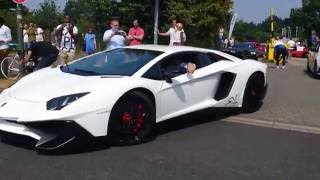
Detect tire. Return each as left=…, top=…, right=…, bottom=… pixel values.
left=1, top=56, right=21, bottom=80
left=306, top=56, right=311, bottom=73
left=108, top=91, right=156, bottom=145
left=242, top=73, right=266, bottom=113
left=313, top=59, right=319, bottom=79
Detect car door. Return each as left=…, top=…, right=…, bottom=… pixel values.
left=157, top=51, right=236, bottom=121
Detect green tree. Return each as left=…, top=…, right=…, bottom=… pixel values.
left=162, top=0, right=233, bottom=47
left=63, top=0, right=232, bottom=48
left=32, top=0, right=62, bottom=30
left=290, top=0, right=320, bottom=38
left=0, top=0, right=15, bottom=10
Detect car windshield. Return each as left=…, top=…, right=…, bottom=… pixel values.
left=61, top=48, right=163, bottom=76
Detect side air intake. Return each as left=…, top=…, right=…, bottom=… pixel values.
left=214, top=72, right=236, bottom=100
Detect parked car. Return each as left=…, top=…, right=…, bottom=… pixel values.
left=0, top=45, right=267, bottom=150
left=222, top=42, right=259, bottom=60
left=307, top=45, right=320, bottom=78
left=246, top=42, right=266, bottom=58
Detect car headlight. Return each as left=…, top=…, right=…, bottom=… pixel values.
left=250, top=51, right=256, bottom=55
left=47, top=92, right=89, bottom=110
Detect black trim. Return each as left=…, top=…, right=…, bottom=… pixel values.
left=1, top=121, right=92, bottom=150
left=214, top=72, right=236, bottom=100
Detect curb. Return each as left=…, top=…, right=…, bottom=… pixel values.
left=224, top=116, right=320, bottom=135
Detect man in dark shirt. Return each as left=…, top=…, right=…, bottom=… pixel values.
left=21, top=41, right=59, bottom=70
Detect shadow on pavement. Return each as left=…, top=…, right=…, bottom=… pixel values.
left=1, top=108, right=253, bottom=155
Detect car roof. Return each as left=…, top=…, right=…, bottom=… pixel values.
left=125, top=44, right=215, bottom=54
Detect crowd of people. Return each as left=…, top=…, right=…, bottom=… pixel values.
left=0, top=15, right=188, bottom=75
left=3, top=13, right=318, bottom=77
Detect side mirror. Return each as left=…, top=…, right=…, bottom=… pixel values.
left=162, top=71, right=173, bottom=83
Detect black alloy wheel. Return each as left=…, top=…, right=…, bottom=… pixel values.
left=108, top=91, right=156, bottom=145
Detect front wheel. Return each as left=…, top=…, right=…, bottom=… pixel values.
left=108, top=91, right=156, bottom=145
left=1, top=56, right=21, bottom=80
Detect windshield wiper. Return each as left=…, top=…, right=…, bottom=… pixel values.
left=74, top=68, right=100, bottom=75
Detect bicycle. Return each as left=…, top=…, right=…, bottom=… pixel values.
left=0, top=44, right=35, bottom=80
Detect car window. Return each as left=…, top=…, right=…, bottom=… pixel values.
left=158, top=52, right=205, bottom=78
left=60, top=48, right=163, bottom=76
left=207, top=52, right=229, bottom=63
left=142, top=64, right=163, bottom=81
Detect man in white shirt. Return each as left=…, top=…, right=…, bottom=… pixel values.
left=158, top=19, right=178, bottom=46
left=0, top=17, right=12, bottom=78
left=55, top=15, right=78, bottom=64
left=103, top=18, right=127, bottom=50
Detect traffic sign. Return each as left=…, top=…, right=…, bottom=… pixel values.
left=12, top=0, right=27, bottom=4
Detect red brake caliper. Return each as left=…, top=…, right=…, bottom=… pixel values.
left=121, top=112, right=132, bottom=124
left=133, top=104, right=145, bottom=134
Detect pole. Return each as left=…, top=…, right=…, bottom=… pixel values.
left=154, top=0, right=159, bottom=44
left=16, top=4, right=23, bottom=52
left=296, top=26, right=298, bottom=39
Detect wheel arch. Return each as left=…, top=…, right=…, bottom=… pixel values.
left=118, top=87, right=156, bottom=108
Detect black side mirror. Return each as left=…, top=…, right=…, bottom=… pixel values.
left=162, top=71, right=173, bottom=83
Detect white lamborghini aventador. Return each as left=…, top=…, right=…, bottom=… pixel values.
left=0, top=45, right=267, bottom=150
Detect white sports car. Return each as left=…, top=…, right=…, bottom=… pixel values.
left=0, top=45, right=267, bottom=150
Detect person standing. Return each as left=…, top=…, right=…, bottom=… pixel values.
left=0, top=17, right=12, bottom=78
left=127, top=19, right=144, bottom=46
left=172, top=22, right=186, bottom=46
left=35, top=24, right=44, bottom=42
left=84, top=28, right=96, bottom=55
left=27, top=23, right=37, bottom=44
left=50, top=27, right=58, bottom=48
left=23, top=24, right=29, bottom=50
left=103, top=18, right=127, bottom=50
left=158, top=19, right=177, bottom=46
left=274, top=36, right=287, bottom=69
left=55, top=15, right=78, bottom=64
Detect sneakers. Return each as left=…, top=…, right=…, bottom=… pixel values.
left=276, top=66, right=279, bottom=69
left=281, top=66, right=285, bottom=69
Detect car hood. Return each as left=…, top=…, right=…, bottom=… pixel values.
left=8, top=67, right=131, bottom=102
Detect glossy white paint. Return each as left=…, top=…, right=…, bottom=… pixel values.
left=0, top=45, right=267, bottom=140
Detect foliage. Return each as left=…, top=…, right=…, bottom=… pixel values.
left=32, top=0, right=62, bottom=30
left=0, top=0, right=15, bottom=10
left=3, top=0, right=233, bottom=48
left=161, top=0, right=233, bottom=47
left=290, top=0, right=320, bottom=38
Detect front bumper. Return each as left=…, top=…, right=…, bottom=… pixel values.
left=0, top=119, right=92, bottom=150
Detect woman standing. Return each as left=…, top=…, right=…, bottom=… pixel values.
left=84, top=28, right=96, bottom=55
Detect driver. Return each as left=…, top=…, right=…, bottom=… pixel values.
left=20, top=41, right=59, bottom=71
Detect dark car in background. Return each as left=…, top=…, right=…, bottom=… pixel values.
left=222, top=42, right=259, bottom=60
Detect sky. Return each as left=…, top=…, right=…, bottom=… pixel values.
left=24, top=0, right=302, bottom=23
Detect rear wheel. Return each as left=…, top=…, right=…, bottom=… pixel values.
left=242, top=73, right=266, bottom=113
left=1, top=56, right=21, bottom=80
left=108, top=91, right=156, bottom=145
left=306, top=56, right=311, bottom=72
left=313, top=59, right=319, bottom=78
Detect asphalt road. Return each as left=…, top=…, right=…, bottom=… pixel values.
left=0, top=115, right=320, bottom=180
